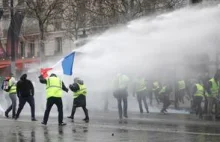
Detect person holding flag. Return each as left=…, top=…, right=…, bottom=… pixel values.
left=39, top=73, right=69, bottom=126
left=39, top=51, right=76, bottom=124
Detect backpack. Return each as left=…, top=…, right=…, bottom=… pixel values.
left=1, top=77, right=10, bottom=92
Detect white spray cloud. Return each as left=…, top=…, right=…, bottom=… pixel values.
left=27, top=4, right=220, bottom=113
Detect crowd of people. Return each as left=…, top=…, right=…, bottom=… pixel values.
left=0, top=69, right=219, bottom=125
left=112, top=70, right=220, bottom=121
left=1, top=73, right=89, bottom=126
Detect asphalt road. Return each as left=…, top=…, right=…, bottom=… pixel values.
left=0, top=111, right=220, bottom=142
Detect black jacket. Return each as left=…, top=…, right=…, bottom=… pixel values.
left=69, top=80, right=84, bottom=92
left=16, top=74, right=34, bottom=97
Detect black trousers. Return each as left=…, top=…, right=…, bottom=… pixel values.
left=16, top=96, right=35, bottom=119
left=161, top=95, right=171, bottom=112
left=43, top=97, right=63, bottom=124
left=114, top=89, right=128, bottom=119
left=148, top=91, right=153, bottom=105
left=193, top=96, right=203, bottom=117
left=70, top=95, right=89, bottom=119
left=137, top=90, right=148, bottom=113
left=203, top=97, right=208, bottom=114
left=178, top=89, right=185, bottom=103
left=153, top=89, right=160, bottom=104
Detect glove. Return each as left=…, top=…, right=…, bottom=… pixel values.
left=65, top=88, right=69, bottom=93
left=38, top=75, right=43, bottom=79
left=69, top=84, right=74, bottom=89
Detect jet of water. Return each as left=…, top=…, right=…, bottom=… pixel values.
left=25, top=4, right=220, bottom=114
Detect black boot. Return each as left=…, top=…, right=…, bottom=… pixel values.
left=14, top=116, right=18, bottom=120
left=5, top=112, right=8, bottom=118
left=83, top=118, right=89, bottom=123
left=59, top=122, right=67, bottom=126
left=32, top=118, right=37, bottom=121
left=67, top=116, right=73, bottom=119
left=83, top=108, right=89, bottom=123
left=41, top=122, right=47, bottom=125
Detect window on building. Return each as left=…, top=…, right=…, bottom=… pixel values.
left=3, top=0, right=9, bottom=8
left=29, top=42, right=35, bottom=57
left=55, top=37, right=62, bottom=54
left=54, top=20, right=62, bottom=30
left=20, top=41, right=25, bottom=57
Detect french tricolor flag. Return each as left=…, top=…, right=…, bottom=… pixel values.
left=41, top=52, right=76, bottom=78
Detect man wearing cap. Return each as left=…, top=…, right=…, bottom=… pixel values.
left=39, top=73, right=69, bottom=126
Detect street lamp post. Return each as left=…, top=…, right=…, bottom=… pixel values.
left=10, top=0, right=16, bottom=76
left=22, top=56, right=24, bottom=73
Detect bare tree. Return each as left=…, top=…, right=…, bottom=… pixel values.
left=24, top=0, right=65, bottom=58
left=23, top=0, right=186, bottom=52
left=63, top=0, right=90, bottom=40
left=93, top=0, right=185, bottom=25
left=63, top=0, right=186, bottom=40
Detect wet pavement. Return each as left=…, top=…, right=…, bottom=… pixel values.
left=1, top=111, right=220, bottom=142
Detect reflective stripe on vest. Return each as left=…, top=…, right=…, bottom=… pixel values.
left=194, top=84, right=204, bottom=97
left=209, top=78, right=219, bottom=97
left=153, top=81, right=160, bottom=91
left=46, top=77, right=62, bottom=98
left=9, top=78, right=16, bottom=94
left=159, top=86, right=166, bottom=95
left=74, top=83, right=87, bottom=98
left=178, top=80, right=185, bottom=90
left=135, top=78, right=147, bottom=92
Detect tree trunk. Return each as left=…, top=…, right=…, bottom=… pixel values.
left=39, top=21, right=45, bottom=63
left=75, top=29, right=78, bottom=40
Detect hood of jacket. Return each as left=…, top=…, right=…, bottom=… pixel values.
left=20, top=74, right=27, bottom=81
left=77, top=80, right=84, bottom=85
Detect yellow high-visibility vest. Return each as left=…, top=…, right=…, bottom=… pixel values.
left=135, top=78, right=147, bottom=92
left=178, top=80, right=185, bottom=90
left=113, top=74, right=129, bottom=89
left=74, top=83, right=87, bottom=98
left=153, top=81, right=160, bottom=91
left=46, top=77, right=62, bottom=99
left=194, top=84, right=204, bottom=97
left=159, top=86, right=166, bottom=95
left=208, top=78, right=219, bottom=97
left=8, top=78, right=16, bottom=94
